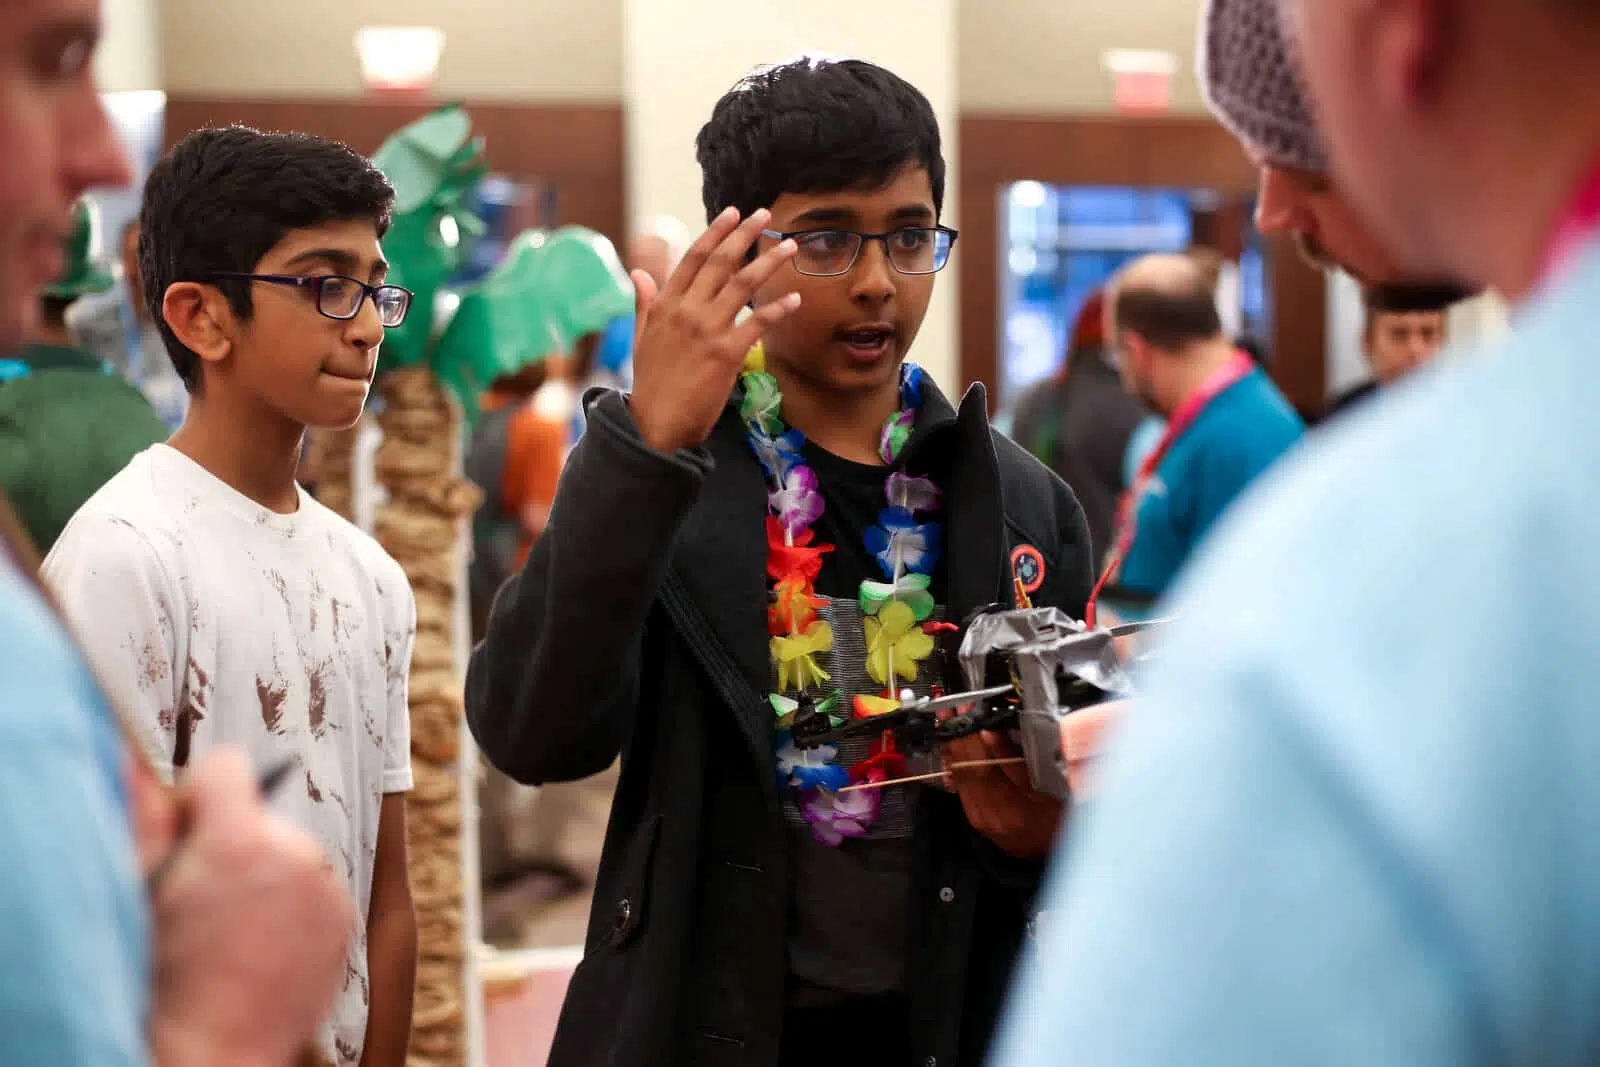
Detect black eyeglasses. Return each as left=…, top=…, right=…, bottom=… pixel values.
left=761, top=225, right=959, bottom=277
left=204, top=272, right=413, bottom=328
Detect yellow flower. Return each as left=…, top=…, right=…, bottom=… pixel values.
left=864, top=600, right=935, bottom=685
left=743, top=341, right=766, bottom=375
left=772, top=621, right=833, bottom=691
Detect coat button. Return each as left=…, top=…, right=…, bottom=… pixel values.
left=938, top=886, right=955, bottom=903
left=614, top=898, right=632, bottom=929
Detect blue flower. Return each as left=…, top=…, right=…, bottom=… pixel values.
left=747, top=428, right=805, bottom=483
left=865, top=508, right=943, bottom=578
left=775, top=730, right=848, bottom=792
left=899, top=362, right=925, bottom=408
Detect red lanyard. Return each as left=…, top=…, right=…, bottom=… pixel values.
left=1085, top=349, right=1254, bottom=627
left=1539, top=153, right=1600, bottom=288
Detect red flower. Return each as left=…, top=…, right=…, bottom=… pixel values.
left=766, top=515, right=833, bottom=582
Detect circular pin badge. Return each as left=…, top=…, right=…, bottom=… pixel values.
left=1010, top=543, right=1045, bottom=594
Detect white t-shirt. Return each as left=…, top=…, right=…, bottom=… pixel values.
left=42, top=442, right=415, bottom=1067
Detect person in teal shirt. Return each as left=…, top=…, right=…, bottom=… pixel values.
left=1099, top=253, right=1302, bottom=605
left=991, top=0, right=1600, bottom=1065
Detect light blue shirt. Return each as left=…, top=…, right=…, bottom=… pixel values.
left=991, top=236, right=1600, bottom=1067
left=0, top=558, right=149, bottom=1066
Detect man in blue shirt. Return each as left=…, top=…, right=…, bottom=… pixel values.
left=0, top=2, right=368, bottom=1064
left=992, top=0, right=1600, bottom=1065
left=1097, top=252, right=1302, bottom=608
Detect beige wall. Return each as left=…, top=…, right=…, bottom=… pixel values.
left=159, top=0, right=623, bottom=101
left=958, top=0, right=1206, bottom=113
left=159, top=0, right=1204, bottom=112
left=97, top=0, right=162, bottom=90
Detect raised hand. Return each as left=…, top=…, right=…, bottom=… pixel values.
left=628, top=206, right=800, bottom=453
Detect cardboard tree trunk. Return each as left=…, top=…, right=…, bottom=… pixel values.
left=372, top=367, right=481, bottom=1067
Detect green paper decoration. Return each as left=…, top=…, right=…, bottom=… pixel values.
left=369, top=105, right=637, bottom=422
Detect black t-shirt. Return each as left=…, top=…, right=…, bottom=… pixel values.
left=783, top=437, right=948, bottom=1007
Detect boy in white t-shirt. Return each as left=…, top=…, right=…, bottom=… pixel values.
left=42, top=126, right=418, bottom=1067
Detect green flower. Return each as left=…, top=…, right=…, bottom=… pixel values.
left=740, top=371, right=784, bottom=435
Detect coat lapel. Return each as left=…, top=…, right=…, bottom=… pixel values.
left=936, top=382, right=1008, bottom=621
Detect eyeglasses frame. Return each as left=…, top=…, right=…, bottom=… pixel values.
left=759, top=224, right=960, bottom=277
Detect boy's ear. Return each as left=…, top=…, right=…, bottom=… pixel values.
left=161, top=282, right=235, bottom=370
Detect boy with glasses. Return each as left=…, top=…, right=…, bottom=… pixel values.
left=42, top=125, right=419, bottom=1067
left=467, top=55, right=1094, bottom=1067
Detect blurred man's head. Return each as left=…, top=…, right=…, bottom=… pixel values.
left=1199, top=0, right=1475, bottom=306
left=626, top=215, right=690, bottom=290
left=1282, top=0, right=1600, bottom=301
left=1362, top=287, right=1450, bottom=386
left=0, top=0, right=130, bottom=351
left=1106, top=253, right=1231, bottom=416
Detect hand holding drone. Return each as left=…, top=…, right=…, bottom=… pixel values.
left=787, top=604, right=1166, bottom=802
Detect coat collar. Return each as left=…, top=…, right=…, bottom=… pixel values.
left=667, top=373, right=1008, bottom=761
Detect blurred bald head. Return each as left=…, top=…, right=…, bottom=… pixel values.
left=1107, top=253, right=1233, bottom=415
left=1107, top=254, right=1225, bottom=352
left=626, top=214, right=691, bottom=289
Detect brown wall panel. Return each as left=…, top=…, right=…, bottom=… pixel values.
left=958, top=113, right=1324, bottom=415
left=162, top=97, right=627, bottom=248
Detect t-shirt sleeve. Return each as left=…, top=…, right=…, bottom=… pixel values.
left=42, top=512, right=186, bottom=783
left=381, top=564, right=416, bottom=794
left=0, top=568, right=149, bottom=1067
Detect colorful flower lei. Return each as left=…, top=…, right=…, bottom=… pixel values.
left=740, top=344, right=945, bottom=846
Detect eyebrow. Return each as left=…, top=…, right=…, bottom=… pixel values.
left=789, top=203, right=936, bottom=228
left=283, top=247, right=389, bottom=281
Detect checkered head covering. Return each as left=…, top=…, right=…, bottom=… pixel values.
left=1198, top=0, right=1330, bottom=174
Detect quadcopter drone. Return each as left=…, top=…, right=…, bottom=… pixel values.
left=787, top=604, right=1167, bottom=800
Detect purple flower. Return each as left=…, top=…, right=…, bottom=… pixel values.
left=799, top=784, right=880, bottom=846
left=885, top=472, right=942, bottom=514
left=770, top=464, right=824, bottom=537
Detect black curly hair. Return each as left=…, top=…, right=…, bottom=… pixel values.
left=695, top=56, right=945, bottom=226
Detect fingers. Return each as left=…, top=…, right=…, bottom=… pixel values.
left=708, top=234, right=798, bottom=324
left=727, top=291, right=802, bottom=355
left=683, top=208, right=775, bottom=305
left=658, top=205, right=744, bottom=301
left=978, top=730, right=1032, bottom=790
left=629, top=269, right=657, bottom=347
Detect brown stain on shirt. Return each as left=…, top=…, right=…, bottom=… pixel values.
left=308, top=667, right=329, bottom=738
left=257, top=677, right=289, bottom=734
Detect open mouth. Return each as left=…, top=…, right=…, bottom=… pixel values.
left=836, top=325, right=896, bottom=361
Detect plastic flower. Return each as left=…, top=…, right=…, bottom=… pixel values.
left=740, top=370, right=784, bottom=435
left=858, top=571, right=935, bottom=621
left=850, top=734, right=907, bottom=783
left=769, top=693, right=798, bottom=724
left=852, top=693, right=902, bottom=720
left=771, top=621, right=833, bottom=691
left=766, top=516, right=832, bottom=582
left=743, top=342, right=767, bottom=375
left=863, top=600, right=935, bottom=685
left=770, top=465, right=824, bottom=538
left=800, top=783, right=879, bottom=846
left=878, top=409, right=915, bottom=463
left=885, top=472, right=942, bottom=514
left=899, top=361, right=925, bottom=407
left=769, top=574, right=825, bottom=635
left=747, top=427, right=804, bottom=483
left=775, top=731, right=849, bottom=792
left=864, top=508, right=942, bottom=579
